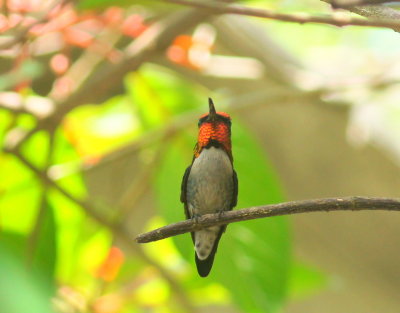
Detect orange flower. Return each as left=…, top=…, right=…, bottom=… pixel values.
left=121, top=14, right=147, bottom=38
left=97, top=247, right=125, bottom=282
left=50, top=53, right=69, bottom=75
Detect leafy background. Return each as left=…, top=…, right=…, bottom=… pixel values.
left=1, top=0, right=400, bottom=313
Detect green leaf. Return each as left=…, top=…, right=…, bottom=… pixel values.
left=62, top=95, right=139, bottom=158
left=21, top=130, right=49, bottom=168
left=125, top=65, right=204, bottom=130
left=0, top=200, right=58, bottom=297
left=0, top=155, right=40, bottom=234
left=0, top=153, right=35, bottom=191
left=288, top=262, right=327, bottom=300
left=0, top=60, right=43, bottom=91
left=17, top=113, right=37, bottom=130
left=52, top=128, right=81, bottom=165
left=0, top=243, right=55, bottom=313
left=154, top=121, right=291, bottom=312
left=77, top=0, right=131, bottom=9
left=0, top=110, right=12, bottom=143
left=30, top=200, right=58, bottom=296
left=77, top=0, right=170, bottom=10
left=0, top=232, right=26, bottom=259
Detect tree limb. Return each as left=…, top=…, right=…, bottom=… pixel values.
left=330, top=0, right=396, bottom=8
left=136, top=197, right=400, bottom=243
left=321, top=0, right=400, bottom=32
left=160, top=0, right=400, bottom=29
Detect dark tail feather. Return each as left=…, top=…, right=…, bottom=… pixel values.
left=194, top=226, right=226, bottom=277
left=195, top=252, right=216, bottom=277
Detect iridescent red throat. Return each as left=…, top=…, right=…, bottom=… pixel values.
left=195, top=120, right=232, bottom=159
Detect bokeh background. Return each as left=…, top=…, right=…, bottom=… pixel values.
left=2, top=0, right=400, bottom=312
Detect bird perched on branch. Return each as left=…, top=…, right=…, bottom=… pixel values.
left=181, top=98, right=238, bottom=277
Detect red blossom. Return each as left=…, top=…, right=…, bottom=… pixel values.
left=121, top=14, right=148, bottom=38
left=50, top=53, right=69, bottom=75
left=97, top=247, right=125, bottom=282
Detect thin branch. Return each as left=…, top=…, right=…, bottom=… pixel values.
left=136, top=197, right=400, bottom=243
left=0, top=101, right=29, bottom=115
left=0, top=21, right=38, bottom=50
left=321, top=0, right=400, bottom=32
left=330, top=0, right=398, bottom=8
left=160, top=0, right=400, bottom=29
left=48, top=25, right=123, bottom=101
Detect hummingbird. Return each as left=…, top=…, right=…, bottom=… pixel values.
left=180, top=98, right=238, bottom=277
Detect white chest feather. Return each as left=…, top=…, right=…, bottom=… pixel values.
left=187, top=147, right=233, bottom=215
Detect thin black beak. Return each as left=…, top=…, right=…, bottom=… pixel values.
left=208, top=98, right=217, bottom=121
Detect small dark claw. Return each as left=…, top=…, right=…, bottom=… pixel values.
left=192, top=213, right=201, bottom=224
left=218, top=209, right=225, bottom=218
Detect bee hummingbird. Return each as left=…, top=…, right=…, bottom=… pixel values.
left=180, top=98, right=238, bottom=277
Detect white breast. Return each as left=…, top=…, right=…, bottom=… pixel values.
left=187, top=146, right=233, bottom=215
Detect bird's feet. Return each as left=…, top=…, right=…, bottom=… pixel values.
left=192, top=213, right=201, bottom=224
left=217, top=209, right=226, bottom=219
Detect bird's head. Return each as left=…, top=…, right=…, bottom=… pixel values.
left=195, top=98, right=232, bottom=159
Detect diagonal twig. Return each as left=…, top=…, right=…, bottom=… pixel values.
left=136, top=197, right=400, bottom=243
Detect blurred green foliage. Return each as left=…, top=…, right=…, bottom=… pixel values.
left=0, top=60, right=43, bottom=91
left=0, top=0, right=346, bottom=312
left=0, top=244, right=56, bottom=313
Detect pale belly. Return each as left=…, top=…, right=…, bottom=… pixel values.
left=186, top=147, right=234, bottom=216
